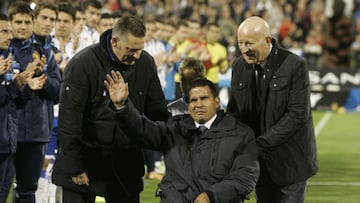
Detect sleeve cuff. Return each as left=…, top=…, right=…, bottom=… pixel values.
left=108, top=99, right=127, bottom=111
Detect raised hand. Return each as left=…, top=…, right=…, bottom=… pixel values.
left=104, top=70, right=128, bottom=109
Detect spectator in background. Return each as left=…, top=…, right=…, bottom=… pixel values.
left=167, top=57, right=206, bottom=116
left=80, top=0, right=102, bottom=45
left=52, top=14, right=169, bottom=203
left=0, top=13, right=42, bottom=202
left=204, top=22, right=229, bottom=89
left=174, top=19, right=205, bottom=98
left=351, top=32, right=360, bottom=69
left=98, top=12, right=115, bottom=34
left=0, top=13, right=16, bottom=203
left=323, top=0, right=354, bottom=68
left=9, top=2, right=62, bottom=203
left=304, top=29, right=323, bottom=69
left=160, top=20, right=177, bottom=103
left=167, top=20, right=189, bottom=93
left=53, top=5, right=76, bottom=73
left=73, top=6, right=93, bottom=52
left=218, top=4, right=237, bottom=45
left=105, top=74, right=259, bottom=203
left=35, top=4, right=77, bottom=203
left=144, top=19, right=166, bottom=89
left=227, top=16, right=318, bottom=203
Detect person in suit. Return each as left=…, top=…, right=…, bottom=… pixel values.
left=104, top=74, right=259, bottom=203
left=227, top=16, right=318, bottom=203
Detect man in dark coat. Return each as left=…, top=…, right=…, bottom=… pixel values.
left=52, top=15, right=169, bottom=203
left=104, top=75, right=259, bottom=203
left=227, top=16, right=318, bottom=203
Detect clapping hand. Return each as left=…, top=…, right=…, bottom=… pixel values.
left=0, top=54, right=12, bottom=76
left=26, top=73, right=47, bottom=90
left=13, top=59, right=46, bottom=89
left=104, top=70, right=128, bottom=109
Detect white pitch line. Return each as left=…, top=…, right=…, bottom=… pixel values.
left=314, top=112, right=332, bottom=137
left=308, top=181, right=360, bottom=187
left=311, top=112, right=359, bottom=188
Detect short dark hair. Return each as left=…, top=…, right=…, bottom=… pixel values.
left=82, top=0, right=102, bottom=10
left=112, top=11, right=122, bottom=19
left=112, top=14, right=146, bottom=39
left=179, top=57, right=206, bottom=79
left=8, top=1, right=33, bottom=21
left=0, top=13, right=9, bottom=21
left=74, top=6, right=84, bottom=13
left=100, top=12, right=113, bottom=20
left=58, top=4, right=76, bottom=21
left=188, top=78, right=218, bottom=97
left=33, top=2, right=58, bottom=18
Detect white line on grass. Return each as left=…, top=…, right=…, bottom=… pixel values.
left=308, top=181, right=360, bottom=187
left=311, top=112, right=360, bottom=188
left=314, top=112, right=332, bottom=137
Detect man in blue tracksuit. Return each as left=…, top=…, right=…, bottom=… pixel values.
left=0, top=13, right=17, bottom=203
left=8, top=2, right=61, bottom=202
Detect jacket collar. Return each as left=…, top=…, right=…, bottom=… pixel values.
left=265, top=38, right=287, bottom=71
left=179, top=110, right=237, bottom=139
left=32, top=33, right=53, bottom=49
left=10, top=37, right=33, bottom=50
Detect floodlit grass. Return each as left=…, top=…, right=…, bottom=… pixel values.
left=7, top=112, right=360, bottom=203
left=305, top=112, right=360, bottom=203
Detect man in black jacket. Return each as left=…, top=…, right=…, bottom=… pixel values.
left=104, top=75, right=259, bottom=203
left=227, top=16, right=318, bottom=203
left=52, top=14, right=169, bottom=203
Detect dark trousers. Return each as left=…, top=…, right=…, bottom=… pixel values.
left=0, top=154, right=15, bottom=203
left=143, top=149, right=156, bottom=173
left=63, top=187, right=140, bottom=203
left=255, top=163, right=307, bottom=203
left=13, top=142, right=46, bottom=203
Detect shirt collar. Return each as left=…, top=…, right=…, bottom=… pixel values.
left=194, top=114, right=217, bottom=129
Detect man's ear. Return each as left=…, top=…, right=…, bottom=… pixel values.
left=111, top=37, right=119, bottom=47
left=265, top=36, right=272, bottom=43
left=215, top=97, right=220, bottom=108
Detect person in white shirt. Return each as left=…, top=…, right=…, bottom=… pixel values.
left=79, top=0, right=101, bottom=45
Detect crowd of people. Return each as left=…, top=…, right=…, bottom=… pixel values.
left=1, top=0, right=357, bottom=202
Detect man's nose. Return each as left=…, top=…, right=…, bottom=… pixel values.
left=195, top=100, right=204, bottom=107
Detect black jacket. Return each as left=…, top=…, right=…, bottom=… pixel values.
left=227, top=39, right=318, bottom=185
left=112, top=101, right=259, bottom=203
left=52, top=29, right=169, bottom=196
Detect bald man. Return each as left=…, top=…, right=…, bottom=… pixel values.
left=227, top=16, right=318, bottom=203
